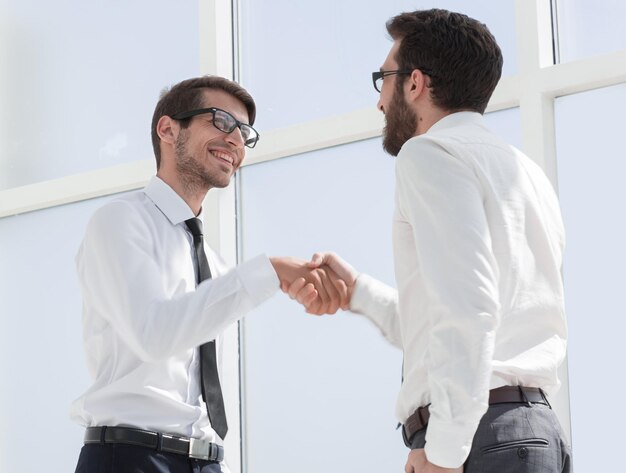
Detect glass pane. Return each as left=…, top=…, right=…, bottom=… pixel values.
left=240, top=0, right=517, bottom=132
left=556, top=0, right=626, bottom=63
left=484, top=107, right=522, bottom=150
left=0, top=193, right=128, bottom=473
left=0, top=1, right=199, bottom=190
left=239, top=108, right=520, bottom=472
left=240, top=138, right=402, bottom=472
left=555, top=84, right=626, bottom=471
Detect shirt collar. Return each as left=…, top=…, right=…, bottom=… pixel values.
left=143, top=176, right=198, bottom=226
left=427, top=111, right=484, bottom=134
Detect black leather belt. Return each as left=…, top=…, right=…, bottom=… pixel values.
left=402, top=386, right=550, bottom=446
left=84, top=426, right=224, bottom=462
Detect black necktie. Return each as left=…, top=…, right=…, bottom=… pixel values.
left=185, top=217, right=228, bottom=440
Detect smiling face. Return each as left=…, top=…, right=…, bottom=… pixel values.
left=173, top=89, right=249, bottom=191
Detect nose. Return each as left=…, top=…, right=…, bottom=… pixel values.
left=226, top=126, right=245, bottom=148
left=377, top=97, right=385, bottom=113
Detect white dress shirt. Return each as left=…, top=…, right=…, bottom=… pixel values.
left=70, top=176, right=279, bottom=445
left=350, top=112, right=567, bottom=468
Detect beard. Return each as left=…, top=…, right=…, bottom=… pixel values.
left=174, top=129, right=230, bottom=193
left=382, top=85, right=418, bottom=157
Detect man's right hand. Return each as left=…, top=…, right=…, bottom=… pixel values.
left=283, top=252, right=359, bottom=315
left=405, top=449, right=463, bottom=473
left=270, top=256, right=349, bottom=315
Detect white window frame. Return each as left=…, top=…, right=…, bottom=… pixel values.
left=3, top=0, right=626, bottom=469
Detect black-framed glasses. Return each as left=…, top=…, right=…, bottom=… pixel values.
left=372, top=68, right=436, bottom=93
left=171, top=107, right=260, bottom=148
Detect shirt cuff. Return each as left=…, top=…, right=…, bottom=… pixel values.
left=350, top=273, right=386, bottom=314
left=424, top=419, right=474, bottom=469
left=349, top=274, right=402, bottom=347
left=350, top=274, right=396, bottom=317
left=236, top=254, right=280, bottom=306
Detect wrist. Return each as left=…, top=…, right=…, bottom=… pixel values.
left=269, top=257, right=285, bottom=280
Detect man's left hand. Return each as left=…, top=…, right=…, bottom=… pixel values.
left=405, top=449, right=463, bottom=473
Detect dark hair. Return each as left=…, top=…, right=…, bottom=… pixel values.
left=387, top=9, right=503, bottom=114
left=151, top=76, right=256, bottom=169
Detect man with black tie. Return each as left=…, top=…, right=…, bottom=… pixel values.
left=71, top=75, right=343, bottom=473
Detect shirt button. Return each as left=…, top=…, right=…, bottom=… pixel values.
left=518, top=447, right=528, bottom=459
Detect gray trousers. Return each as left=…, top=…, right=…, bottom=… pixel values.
left=409, top=403, right=572, bottom=472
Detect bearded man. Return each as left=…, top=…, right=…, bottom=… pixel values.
left=291, top=9, right=572, bottom=473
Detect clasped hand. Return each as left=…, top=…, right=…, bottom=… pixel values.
left=271, top=253, right=357, bottom=315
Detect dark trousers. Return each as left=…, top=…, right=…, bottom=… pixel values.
left=409, top=403, right=572, bottom=472
left=74, top=444, right=223, bottom=473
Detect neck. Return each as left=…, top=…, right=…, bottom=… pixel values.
left=156, top=169, right=209, bottom=216
left=415, top=107, right=452, bottom=136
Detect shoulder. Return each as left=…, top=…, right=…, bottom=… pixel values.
left=85, top=192, right=149, bottom=240
left=396, top=134, right=471, bottom=178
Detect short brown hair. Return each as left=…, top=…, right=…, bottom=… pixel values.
left=150, top=76, right=256, bottom=169
left=387, top=9, right=503, bottom=113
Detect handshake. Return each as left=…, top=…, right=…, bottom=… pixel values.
left=270, top=252, right=358, bottom=315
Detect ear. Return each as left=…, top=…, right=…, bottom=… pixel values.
left=156, top=115, right=179, bottom=146
left=405, top=69, right=426, bottom=103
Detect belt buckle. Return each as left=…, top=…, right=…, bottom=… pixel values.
left=189, top=437, right=210, bottom=460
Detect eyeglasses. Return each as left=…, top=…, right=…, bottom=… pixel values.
left=371, top=68, right=436, bottom=93
left=171, top=107, right=260, bottom=148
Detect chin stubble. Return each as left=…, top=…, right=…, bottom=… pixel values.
left=174, top=130, right=229, bottom=193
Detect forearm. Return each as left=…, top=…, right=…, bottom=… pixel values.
left=82, top=255, right=278, bottom=362
left=350, top=273, right=402, bottom=348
